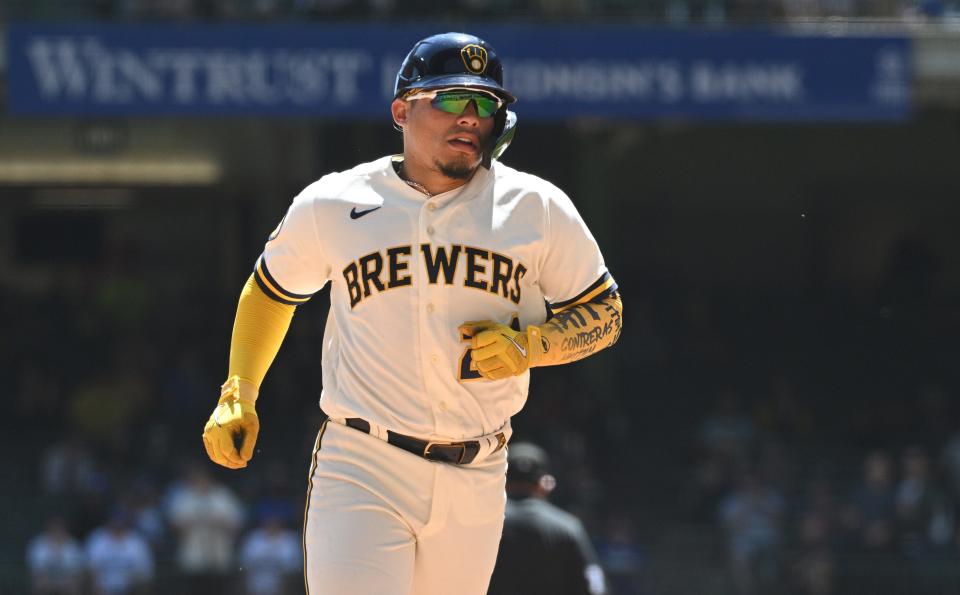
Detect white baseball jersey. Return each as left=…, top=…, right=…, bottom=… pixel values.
left=255, top=156, right=615, bottom=441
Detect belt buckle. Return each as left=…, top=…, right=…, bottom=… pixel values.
left=424, top=441, right=466, bottom=464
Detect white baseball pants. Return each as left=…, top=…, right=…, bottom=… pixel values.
left=303, top=420, right=508, bottom=595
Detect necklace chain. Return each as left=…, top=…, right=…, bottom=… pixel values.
left=404, top=178, right=433, bottom=197
left=399, top=163, right=433, bottom=198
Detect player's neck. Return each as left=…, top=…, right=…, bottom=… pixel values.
left=399, top=156, right=474, bottom=197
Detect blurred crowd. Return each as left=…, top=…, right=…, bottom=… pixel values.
left=1, top=177, right=957, bottom=595
left=27, top=463, right=301, bottom=595
left=5, top=223, right=958, bottom=595
left=3, top=233, right=324, bottom=594
left=688, top=381, right=960, bottom=595
left=2, top=232, right=648, bottom=594
left=4, top=0, right=960, bottom=23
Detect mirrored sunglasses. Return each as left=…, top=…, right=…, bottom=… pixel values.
left=405, top=89, right=504, bottom=118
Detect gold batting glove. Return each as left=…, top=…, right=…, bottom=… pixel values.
left=459, top=321, right=544, bottom=380
left=202, top=376, right=260, bottom=469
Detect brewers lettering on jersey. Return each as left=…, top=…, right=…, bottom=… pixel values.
left=201, top=32, right=623, bottom=595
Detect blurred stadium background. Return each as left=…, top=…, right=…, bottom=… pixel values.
left=3, top=1, right=960, bottom=594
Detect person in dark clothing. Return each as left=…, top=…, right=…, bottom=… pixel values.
left=488, top=442, right=607, bottom=595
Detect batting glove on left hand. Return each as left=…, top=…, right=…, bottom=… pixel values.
left=459, top=321, right=544, bottom=380
left=202, top=377, right=260, bottom=469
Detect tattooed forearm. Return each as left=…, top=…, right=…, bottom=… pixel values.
left=537, top=292, right=622, bottom=367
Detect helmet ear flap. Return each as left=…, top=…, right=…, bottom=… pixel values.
left=482, top=109, right=517, bottom=168
left=492, top=106, right=508, bottom=138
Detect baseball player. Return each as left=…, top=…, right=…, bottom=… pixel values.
left=201, top=32, right=623, bottom=595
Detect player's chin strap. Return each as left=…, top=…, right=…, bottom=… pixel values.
left=482, top=109, right=517, bottom=169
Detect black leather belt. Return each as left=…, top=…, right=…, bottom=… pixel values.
left=342, top=417, right=481, bottom=465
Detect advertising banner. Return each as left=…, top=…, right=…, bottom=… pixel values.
left=7, top=24, right=911, bottom=120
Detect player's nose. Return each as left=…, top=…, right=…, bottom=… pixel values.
left=457, top=101, right=481, bottom=126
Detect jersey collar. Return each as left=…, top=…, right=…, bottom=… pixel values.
left=387, top=155, right=493, bottom=206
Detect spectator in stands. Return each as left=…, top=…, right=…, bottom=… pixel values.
left=939, top=420, right=960, bottom=506
left=85, top=511, right=154, bottom=595
left=237, top=512, right=302, bottom=595
left=818, top=0, right=857, bottom=17
left=790, top=474, right=839, bottom=595
left=797, top=471, right=841, bottom=544
left=791, top=511, right=835, bottom=595
left=67, top=346, right=151, bottom=458
left=841, top=451, right=897, bottom=552
left=27, top=517, right=85, bottom=595
left=117, top=481, right=167, bottom=553
left=895, top=446, right=953, bottom=555
left=718, top=470, right=786, bottom=594
left=690, top=389, right=756, bottom=519
left=160, top=350, right=209, bottom=433
left=40, top=435, right=111, bottom=539
left=754, top=375, right=813, bottom=443
left=595, top=511, right=645, bottom=595
left=700, top=389, right=756, bottom=466
left=40, top=435, right=99, bottom=497
left=166, top=463, right=244, bottom=595
left=249, top=461, right=298, bottom=529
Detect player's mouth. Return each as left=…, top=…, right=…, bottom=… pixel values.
left=447, top=134, right=479, bottom=154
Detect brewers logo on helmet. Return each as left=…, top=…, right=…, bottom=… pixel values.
left=461, top=44, right=488, bottom=74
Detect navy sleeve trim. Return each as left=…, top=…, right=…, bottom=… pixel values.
left=254, top=255, right=313, bottom=305
left=549, top=271, right=617, bottom=312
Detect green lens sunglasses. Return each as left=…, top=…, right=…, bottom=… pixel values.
left=405, top=88, right=504, bottom=118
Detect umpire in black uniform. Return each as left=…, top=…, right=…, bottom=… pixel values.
left=488, top=442, right=607, bottom=595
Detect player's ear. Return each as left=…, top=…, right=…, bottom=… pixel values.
left=391, top=99, right=408, bottom=128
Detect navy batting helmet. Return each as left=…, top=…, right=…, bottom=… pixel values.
left=394, top=32, right=517, bottom=104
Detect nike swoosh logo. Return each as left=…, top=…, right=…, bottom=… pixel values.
left=350, top=206, right=382, bottom=220
left=502, top=333, right=527, bottom=358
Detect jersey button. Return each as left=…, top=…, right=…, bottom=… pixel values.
left=427, top=203, right=437, bottom=211
left=426, top=225, right=435, bottom=235
left=426, top=303, right=435, bottom=313
left=439, top=401, right=448, bottom=411
left=431, top=354, right=439, bottom=363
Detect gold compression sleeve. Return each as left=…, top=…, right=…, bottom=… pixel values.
left=226, top=274, right=297, bottom=400
left=533, top=292, right=623, bottom=367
